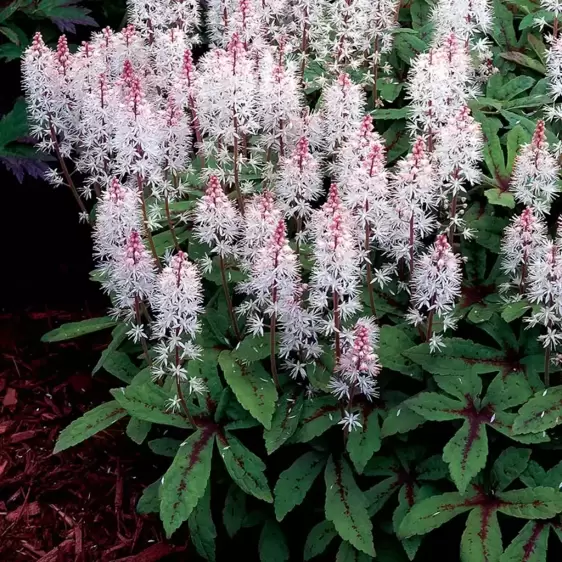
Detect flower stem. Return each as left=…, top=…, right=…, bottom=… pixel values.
left=175, top=374, right=197, bottom=427
left=544, top=347, right=551, bottom=388
left=164, top=196, right=180, bottom=251
left=233, top=115, right=245, bottom=215
left=134, top=296, right=151, bottom=367
left=219, top=254, right=242, bottom=341
left=136, top=174, right=162, bottom=271
left=333, top=290, right=341, bottom=364
left=48, top=119, right=88, bottom=218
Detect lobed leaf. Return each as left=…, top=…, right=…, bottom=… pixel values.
left=513, top=387, right=562, bottom=435
left=264, top=391, right=304, bottom=455
left=497, top=487, right=562, bottom=519
left=346, top=408, right=381, bottom=473
left=259, top=520, right=289, bottom=562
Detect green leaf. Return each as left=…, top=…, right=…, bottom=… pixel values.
left=395, top=31, right=427, bottom=64
left=477, top=114, right=508, bottom=190
left=365, top=476, right=401, bottom=517
left=0, top=98, right=28, bottom=148
left=325, top=456, right=375, bottom=557
left=460, top=506, right=502, bottom=562
left=189, top=484, right=217, bottom=562
left=217, top=432, right=273, bottom=503
left=347, top=408, right=381, bottom=473
left=434, top=372, right=482, bottom=402
left=160, top=427, right=215, bottom=537
left=93, top=324, right=128, bottom=374
left=443, top=420, right=489, bottom=494
left=500, top=52, right=546, bottom=74
left=126, top=417, right=151, bottom=444
left=148, top=438, right=181, bottom=457
left=0, top=0, right=23, bottom=23
left=292, top=396, right=341, bottom=442
left=102, top=351, right=138, bottom=384
left=520, top=460, right=547, bottom=489
left=491, top=447, right=531, bottom=492
left=379, top=325, right=423, bottom=379
left=137, top=479, right=161, bottom=515
left=233, top=334, right=274, bottom=363
left=399, top=491, right=474, bottom=538
left=499, top=521, right=549, bottom=562
left=304, top=521, right=337, bottom=561
left=110, top=384, right=191, bottom=429
left=381, top=403, right=426, bottom=438
left=54, top=401, right=127, bottom=453
left=483, top=373, right=532, bottom=411
left=42, top=316, right=116, bottom=342
left=223, top=484, right=247, bottom=538
left=259, top=520, right=289, bottom=562
left=274, top=451, right=326, bottom=521
left=513, top=386, right=562, bottom=435
left=544, top=461, right=562, bottom=489
left=218, top=351, right=278, bottom=429
left=506, top=125, right=531, bottom=176
left=497, top=487, right=562, bottom=519
left=264, top=391, right=304, bottom=454
left=0, top=25, right=20, bottom=44
left=407, top=392, right=465, bottom=422
left=417, top=454, right=449, bottom=481
left=405, top=338, right=507, bottom=376
left=336, top=541, right=373, bottom=562
left=485, top=188, right=516, bottom=209
left=497, top=76, right=536, bottom=101
left=372, top=107, right=409, bottom=120
left=491, top=0, right=517, bottom=50
left=501, top=301, right=531, bottom=323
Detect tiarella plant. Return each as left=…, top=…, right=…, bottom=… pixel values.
left=25, top=0, right=562, bottom=560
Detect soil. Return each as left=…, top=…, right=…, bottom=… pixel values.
left=0, top=308, right=187, bottom=561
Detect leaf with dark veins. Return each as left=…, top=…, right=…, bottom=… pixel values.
left=460, top=505, right=503, bottom=562
left=443, top=419, right=489, bottom=494
left=325, top=456, right=375, bottom=557
left=160, top=426, right=216, bottom=537
left=500, top=521, right=549, bottom=562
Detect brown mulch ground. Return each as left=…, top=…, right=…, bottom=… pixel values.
left=0, top=307, right=186, bottom=562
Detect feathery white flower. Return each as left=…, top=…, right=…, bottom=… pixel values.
left=193, top=175, right=241, bottom=257
left=510, top=120, right=559, bottom=215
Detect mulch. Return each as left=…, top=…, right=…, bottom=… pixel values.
left=0, top=307, right=186, bottom=562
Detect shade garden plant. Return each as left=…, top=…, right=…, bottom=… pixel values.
left=22, top=0, right=562, bottom=560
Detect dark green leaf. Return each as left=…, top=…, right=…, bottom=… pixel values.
left=379, top=325, right=423, bottom=379
left=304, top=521, right=337, bottom=561
left=218, top=432, right=273, bottom=503
left=496, top=76, right=536, bottom=101
left=264, top=391, right=304, bottom=454
left=160, top=427, right=215, bottom=537
left=137, top=479, right=161, bottom=515
left=366, top=476, right=401, bottom=517
left=460, top=506, right=502, bottom=562
left=443, top=420, right=489, bottom=494
left=292, top=396, right=341, bottom=442
left=513, top=387, right=562, bottom=435
left=325, top=456, right=375, bottom=557
left=500, top=52, right=545, bottom=74
left=336, top=541, right=372, bottom=562
left=499, top=521, right=549, bottom=562
left=148, top=438, right=181, bottom=457
left=399, top=491, right=474, bottom=538
left=54, top=401, right=126, bottom=453
left=223, top=484, right=247, bottom=538
left=347, top=408, right=381, bottom=473
left=407, top=392, right=465, bottom=422
left=93, top=323, right=128, bottom=374
left=259, top=520, right=289, bottom=562
left=42, top=316, right=116, bottom=342
left=126, top=417, right=151, bottom=444
left=485, top=188, right=516, bottom=209
left=492, top=447, right=531, bottom=492
left=218, top=351, right=278, bottom=429
left=189, top=485, right=217, bottom=561
left=497, top=487, right=562, bottom=519
left=110, top=384, right=191, bottom=429
left=274, top=451, right=326, bottom=521
left=102, top=351, right=138, bottom=384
